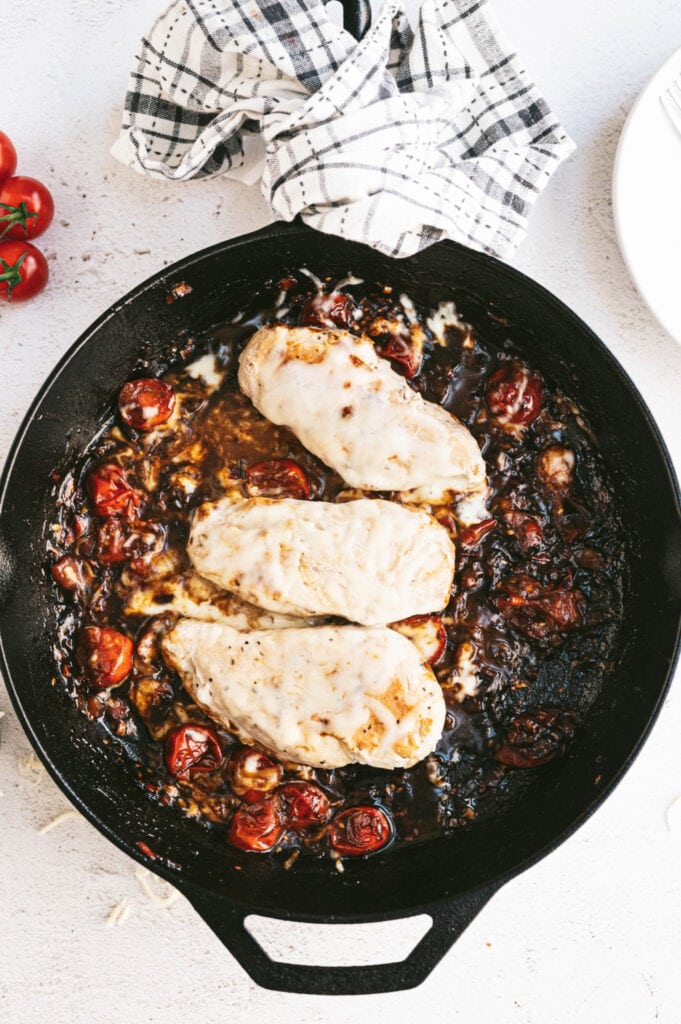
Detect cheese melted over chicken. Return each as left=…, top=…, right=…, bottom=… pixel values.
left=162, top=619, right=446, bottom=770
left=238, top=324, right=487, bottom=502
left=187, top=496, right=455, bottom=626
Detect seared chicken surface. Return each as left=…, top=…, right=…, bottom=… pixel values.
left=162, top=619, right=446, bottom=769
left=238, top=323, right=487, bottom=502
left=187, top=496, right=455, bottom=625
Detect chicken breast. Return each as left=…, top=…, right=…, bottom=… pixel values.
left=187, top=496, right=455, bottom=625
left=238, top=323, right=487, bottom=502
left=162, top=619, right=446, bottom=769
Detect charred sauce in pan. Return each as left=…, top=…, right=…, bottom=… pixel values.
left=47, top=275, right=625, bottom=862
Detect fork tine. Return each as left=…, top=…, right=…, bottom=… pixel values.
left=660, top=77, right=681, bottom=137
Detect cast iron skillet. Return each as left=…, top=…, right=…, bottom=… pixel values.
left=0, top=220, right=680, bottom=995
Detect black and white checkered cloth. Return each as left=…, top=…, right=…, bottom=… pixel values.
left=112, top=0, right=575, bottom=259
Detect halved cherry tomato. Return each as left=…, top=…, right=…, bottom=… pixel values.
left=458, top=518, right=496, bottom=548
left=329, top=806, right=393, bottom=857
left=80, top=625, right=134, bottom=689
left=118, top=378, right=176, bottom=431
left=0, top=176, right=54, bottom=240
left=376, top=334, right=419, bottom=378
left=227, top=747, right=282, bottom=802
left=227, top=798, right=284, bottom=853
left=391, top=614, right=447, bottom=665
left=300, top=292, right=355, bottom=329
left=245, top=459, right=311, bottom=500
left=495, top=708, right=575, bottom=768
left=164, top=724, right=223, bottom=779
left=0, top=240, right=48, bottom=302
left=87, top=464, right=140, bottom=517
left=486, top=363, right=542, bottom=428
left=277, top=782, right=330, bottom=831
left=0, top=133, right=17, bottom=181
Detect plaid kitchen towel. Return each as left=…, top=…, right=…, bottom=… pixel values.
left=111, top=0, right=575, bottom=259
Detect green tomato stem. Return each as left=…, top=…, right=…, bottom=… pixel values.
left=0, top=202, right=39, bottom=239
left=0, top=250, right=28, bottom=300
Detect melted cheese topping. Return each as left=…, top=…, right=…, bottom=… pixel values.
left=238, top=324, right=487, bottom=501
left=187, top=496, right=455, bottom=625
left=162, top=619, right=446, bottom=770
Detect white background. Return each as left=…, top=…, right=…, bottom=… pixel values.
left=2, top=1, right=681, bottom=1020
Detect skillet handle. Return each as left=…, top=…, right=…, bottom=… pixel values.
left=338, top=0, right=372, bottom=40
left=182, top=883, right=499, bottom=995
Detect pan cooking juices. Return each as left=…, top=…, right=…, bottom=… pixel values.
left=47, top=272, right=626, bottom=862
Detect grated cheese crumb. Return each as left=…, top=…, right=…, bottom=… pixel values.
left=665, top=794, right=681, bottom=832
left=18, top=751, right=46, bottom=783
left=134, top=867, right=180, bottom=908
left=39, top=810, right=80, bottom=834
left=106, top=899, right=132, bottom=928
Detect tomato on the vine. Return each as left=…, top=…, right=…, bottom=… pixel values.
left=0, top=133, right=17, bottom=180
left=0, top=177, right=54, bottom=240
left=0, top=241, right=48, bottom=302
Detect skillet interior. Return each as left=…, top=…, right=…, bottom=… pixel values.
left=1, top=221, right=679, bottom=922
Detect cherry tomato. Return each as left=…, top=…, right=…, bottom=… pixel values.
left=458, top=518, right=496, bottom=547
left=329, top=806, right=393, bottom=857
left=95, top=516, right=164, bottom=567
left=227, top=798, right=284, bottom=853
left=0, top=132, right=17, bottom=180
left=502, top=510, right=543, bottom=551
left=51, top=555, right=92, bottom=596
left=80, top=625, right=134, bottom=689
left=495, top=708, right=575, bottom=768
left=376, top=334, right=420, bottom=378
left=391, top=614, right=447, bottom=665
left=87, top=464, right=140, bottom=517
left=0, top=176, right=54, bottom=240
left=277, top=782, right=330, bottom=831
left=227, top=747, right=282, bottom=802
left=245, top=459, right=311, bottom=500
left=164, top=724, right=223, bottom=778
left=495, top=574, right=585, bottom=641
left=300, top=292, right=356, bottom=329
left=118, top=378, right=176, bottom=431
left=486, top=363, right=542, bottom=428
left=0, top=240, right=48, bottom=302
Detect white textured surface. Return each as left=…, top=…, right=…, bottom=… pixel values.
left=1, top=1, right=680, bottom=1020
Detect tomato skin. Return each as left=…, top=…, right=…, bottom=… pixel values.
left=329, top=806, right=394, bottom=856
left=377, top=334, right=419, bottom=378
left=51, top=555, right=92, bottom=596
left=164, top=724, right=223, bottom=779
left=87, top=464, right=140, bottom=517
left=0, top=132, right=17, bottom=180
left=0, top=240, right=48, bottom=302
left=458, top=518, right=496, bottom=548
left=495, top=708, right=575, bottom=768
left=486, top=363, right=542, bottom=428
left=277, top=782, right=330, bottom=831
left=118, top=379, right=176, bottom=430
left=80, top=625, right=134, bottom=689
left=300, top=292, right=355, bottom=329
left=227, top=798, right=284, bottom=853
left=227, top=747, right=282, bottom=800
left=0, top=176, right=54, bottom=240
left=245, top=459, right=311, bottom=500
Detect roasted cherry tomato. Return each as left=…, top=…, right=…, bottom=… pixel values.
left=51, top=555, right=92, bottom=596
left=0, top=132, right=17, bottom=180
left=458, top=518, right=496, bottom=548
left=486, top=363, right=542, bottom=428
left=0, top=176, right=54, bottom=240
left=391, top=614, right=447, bottom=665
left=118, top=378, right=176, bottom=431
left=227, top=747, right=282, bottom=802
left=80, top=625, right=134, bottom=689
left=0, top=240, right=48, bottom=302
left=277, top=782, right=330, bottom=831
left=87, top=464, right=140, bottom=517
left=164, top=724, right=223, bottom=779
left=376, top=334, right=419, bottom=378
left=495, top=574, right=585, bottom=641
left=502, top=510, right=544, bottom=551
left=245, top=459, right=311, bottom=500
left=96, top=516, right=164, bottom=567
left=300, top=292, right=356, bottom=329
left=329, top=806, right=393, bottom=857
left=227, top=798, right=283, bottom=853
left=495, top=708, right=575, bottom=768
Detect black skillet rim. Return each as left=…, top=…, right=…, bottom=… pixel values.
left=1, top=220, right=679, bottom=925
